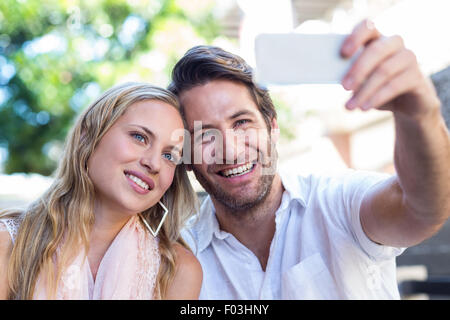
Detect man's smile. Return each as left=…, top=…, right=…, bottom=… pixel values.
left=217, top=161, right=256, bottom=178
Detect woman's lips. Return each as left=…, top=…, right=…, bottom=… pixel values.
left=126, top=175, right=150, bottom=194
left=124, top=170, right=155, bottom=195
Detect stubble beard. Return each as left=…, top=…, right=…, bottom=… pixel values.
left=192, top=147, right=278, bottom=217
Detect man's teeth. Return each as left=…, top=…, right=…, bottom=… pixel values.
left=126, top=174, right=149, bottom=190
left=221, top=163, right=254, bottom=177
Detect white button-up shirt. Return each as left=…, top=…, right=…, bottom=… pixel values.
left=182, top=169, right=405, bottom=299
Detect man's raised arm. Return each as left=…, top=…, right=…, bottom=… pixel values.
left=340, top=19, right=450, bottom=247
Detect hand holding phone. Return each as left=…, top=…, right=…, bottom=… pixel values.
left=254, top=33, right=359, bottom=85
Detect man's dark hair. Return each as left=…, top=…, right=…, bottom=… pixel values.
left=168, top=45, right=277, bottom=130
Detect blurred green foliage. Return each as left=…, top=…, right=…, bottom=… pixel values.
left=0, top=0, right=220, bottom=175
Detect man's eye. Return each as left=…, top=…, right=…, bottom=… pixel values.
left=201, top=130, right=215, bottom=142
left=202, top=130, right=212, bottom=138
left=132, top=132, right=147, bottom=143
left=235, top=119, right=250, bottom=127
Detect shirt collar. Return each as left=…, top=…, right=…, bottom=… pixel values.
left=191, top=170, right=308, bottom=253
left=277, top=168, right=308, bottom=208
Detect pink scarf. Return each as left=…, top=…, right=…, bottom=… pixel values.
left=33, top=215, right=161, bottom=299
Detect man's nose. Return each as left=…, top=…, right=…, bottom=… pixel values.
left=216, top=129, right=247, bottom=164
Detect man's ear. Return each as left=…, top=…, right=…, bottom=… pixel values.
left=270, top=118, right=280, bottom=143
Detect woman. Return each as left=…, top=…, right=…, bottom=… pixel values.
left=0, top=82, right=202, bottom=299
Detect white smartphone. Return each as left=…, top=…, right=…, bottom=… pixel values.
left=254, top=33, right=358, bottom=85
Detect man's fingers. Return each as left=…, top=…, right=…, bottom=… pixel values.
left=363, top=68, right=419, bottom=111
left=341, top=19, right=381, bottom=58
left=342, top=35, right=405, bottom=91
left=345, top=48, right=417, bottom=110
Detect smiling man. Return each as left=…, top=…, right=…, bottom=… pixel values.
left=185, top=81, right=280, bottom=216
left=169, top=20, right=450, bottom=299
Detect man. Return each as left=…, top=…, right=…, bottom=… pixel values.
left=169, top=20, right=450, bottom=299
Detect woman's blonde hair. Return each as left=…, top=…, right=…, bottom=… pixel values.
left=0, top=82, right=198, bottom=299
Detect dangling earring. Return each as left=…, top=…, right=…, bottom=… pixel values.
left=139, top=201, right=169, bottom=237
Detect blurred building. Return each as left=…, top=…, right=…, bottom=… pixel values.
left=432, top=66, right=450, bottom=129
left=0, top=173, right=53, bottom=209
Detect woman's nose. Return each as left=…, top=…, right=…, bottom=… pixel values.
left=140, top=150, right=161, bottom=174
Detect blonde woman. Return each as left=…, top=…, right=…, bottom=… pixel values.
left=0, top=82, right=202, bottom=299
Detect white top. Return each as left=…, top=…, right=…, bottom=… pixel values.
left=0, top=216, right=21, bottom=243
left=182, top=169, right=406, bottom=299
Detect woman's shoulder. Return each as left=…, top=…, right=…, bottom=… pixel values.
left=174, top=243, right=202, bottom=277
left=0, top=215, right=21, bottom=244
left=0, top=224, right=13, bottom=252
left=0, top=222, right=13, bottom=299
left=0, top=222, right=13, bottom=268
left=0, top=219, right=13, bottom=259
left=165, top=243, right=203, bottom=299
left=0, top=214, right=20, bottom=265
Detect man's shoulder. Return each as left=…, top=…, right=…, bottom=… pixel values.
left=278, top=169, right=393, bottom=217
left=278, top=170, right=335, bottom=203
left=280, top=169, right=391, bottom=193
left=181, top=195, right=215, bottom=255
left=181, top=226, right=199, bottom=254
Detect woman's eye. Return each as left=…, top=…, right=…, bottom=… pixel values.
left=163, top=153, right=179, bottom=164
left=132, top=132, right=146, bottom=143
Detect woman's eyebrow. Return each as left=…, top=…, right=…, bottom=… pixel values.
left=129, top=124, right=155, bottom=140
left=130, top=124, right=183, bottom=153
left=168, top=145, right=182, bottom=155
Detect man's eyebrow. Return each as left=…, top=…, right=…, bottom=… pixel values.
left=188, top=110, right=256, bottom=134
left=228, top=110, right=256, bottom=120
left=189, top=124, right=216, bottom=135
